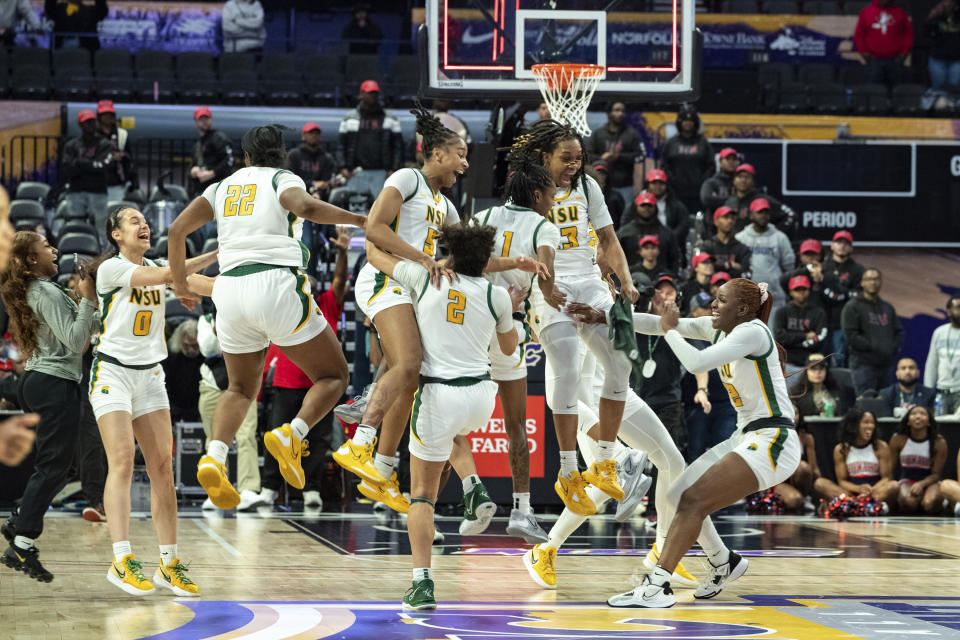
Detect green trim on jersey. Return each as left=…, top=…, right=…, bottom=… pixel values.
left=221, top=263, right=285, bottom=277
left=417, top=276, right=429, bottom=302
left=420, top=375, right=490, bottom=386
left=532, top=219, right=548, bottom=254
left=713, top=329, right=722, bottom=344
left=478, top=208, right=492, bottom=226
left=98, top=286, right=122, bottom=335
left=292, top=269, right=311, bottom=333
left=745, top=321, right=775, bottom=360
left=754, top=358, right=782, bottom=417
left=414, top=168, right=440, bottom=202
left=404, top=169, right=421, bottom=203
left=88, top=356, right=102, bottom=396
left=485, top=282, right=498, bottom=322
left=768, top=427, right=788, bottom=469
left=409, top=384, right=425, bottom=446
left=369, top=270, right=390, bottom=303
left=271, top=169, right=294, bottom=192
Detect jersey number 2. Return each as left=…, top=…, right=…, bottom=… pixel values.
left=133, top=310, right=152, bottom=336
left=224, top=184, right=257, bottom=217
left=446, top=290, right=465, bottom=325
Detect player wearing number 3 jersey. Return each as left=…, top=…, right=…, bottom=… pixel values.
left=91, top=205, right=216, bottom=596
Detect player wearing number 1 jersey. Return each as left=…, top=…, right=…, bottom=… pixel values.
left=91, top=206, right=216, bottom=596
left=168, top=125, right=366, bottom=511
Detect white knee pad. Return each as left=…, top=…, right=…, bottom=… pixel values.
left=541, top=323, right=582, bottom=415
left=579, top=322, right=631, bottom=400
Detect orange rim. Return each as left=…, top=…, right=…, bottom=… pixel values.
left=531, top=63, right=604, bottom=91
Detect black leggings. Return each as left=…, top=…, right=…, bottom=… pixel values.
left=13, top=371, right=82, bottom=539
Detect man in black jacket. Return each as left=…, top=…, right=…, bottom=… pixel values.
left=822, top=230, right=865, bottom=367
left=878, top=358, right=936, bottom=418
left=842, top=267, right=903, bottom=395
left=45, top=0, right=107, bottom=51
left=289, top=122, right=336, bottom=200
left=616, top=192, right=681, bottom=275
left=772, top=275, right=828, bottom=369
left=96, top=100, right=137, bottom=203
left=588, top=101, right=647, bottom=208
left=699, top=206, right=751, bottom=279
left=336, top=80, right=404, bottom=197
left=63, top=110, right=112, bottom=242
left=723, top=163, right=794, bottom=236
left=189, top=106, right=234, bottom=198
left=699, top=146, right=738, bottom=214
left=660, top=104, right=713, bottom=214
left=639, top=168, right=690, bottom=258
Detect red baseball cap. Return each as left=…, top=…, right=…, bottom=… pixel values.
left=635, top=192, right=657, bottom=207
left=646, top=169, right=667, bottom=183
left=302, top=122, right=321, bottom=133
left=711, top=271, right=731, bottom=285
left=360, top=79, right=380, bottom=93
left=655, top=274, right=677, bottom=289
left=593, top=162, right=608, bottom=172
left=194, top=106, right=212, bottom=120
left=78, top=110, right=96, bottom=123
left=833, top=230, right=854, bottom=244
left=789, top=275, right=812, bottom=290
left=96, top=99, right=115, bottom=115
left=749, top=198, right=771, bottom=212
left=638, top=234, right=659, bottom=247
left=713, top=205, right=735, bottom=222
left=799, top=239, right=822, bottom=254
left=736, top=163, right=755, bottom=175
left=691, top=253, right=714, bottom=268
left=719, top=147, right=738, bottom=159
left=0, top=358, right=13, bottom=372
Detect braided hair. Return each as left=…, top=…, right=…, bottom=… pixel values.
left=504, top=156, right=554, bottom=210
left=410, top=102, right=462, bottom=158
left=242, top=124, right=289, bottom=169
left=507, top=119, right=585, bottom=186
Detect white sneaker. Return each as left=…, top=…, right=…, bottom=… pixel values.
left=505, top=508, right=549, bottom=544
left=333, top=384, right=372, bottom=423
left=257, top=487, right=279, bottom=506
left=303, top=490, right=322, bottom=508
left=608, top=575, right=675, bottom=608
left=201, top=497, right=216, bottom=510
left=615, top=451, right=652, bottom=523
left=237, top=490, right=265, bottom=511
left=693, top=551, right=748, bottom=599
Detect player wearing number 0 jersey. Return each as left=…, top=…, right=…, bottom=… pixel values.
left=91, top=206, right=216, bottom=597
left=168, top=125, right=367, bottom=511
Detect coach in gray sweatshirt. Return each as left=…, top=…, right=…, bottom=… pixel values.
left=735, top=198, right=794, bottom=314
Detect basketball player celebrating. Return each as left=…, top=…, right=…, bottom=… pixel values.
left=607, top=279, right=801, bottom=608
left=91, top=206, right=216, bottom=595
left=473, top=156, right=564, bottom=542
left=511, top=119, right=639, bottom=515
left=167, top=125, right=367, bottom=509
left=366, top=223, right=518, bottom=611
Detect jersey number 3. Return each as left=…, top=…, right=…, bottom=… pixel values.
left=224, top=184, right=257, bottom=217
left=446, top=290, right=466, bottom=324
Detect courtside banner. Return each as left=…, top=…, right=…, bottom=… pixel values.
left=466, top=395, right=545, bottom=478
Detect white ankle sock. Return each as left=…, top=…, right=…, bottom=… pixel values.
left=513, top=492, right=531, bottom=514
left=159, top=544, right=177, bottom=566
left=206, top=440, right=229, bottom=464
left=708, top=547, right=731, bottom=567
left=113, top=541, right=133, bottom=563
left=354, top=425, right=377, bottom=447
left=13, top=535, right=34, bottom=550
left=559, top=450, right=578, bottom=477
left=413, top=567, right=432, bottom=581
left=597, top=440, right=615, bottom=461
left=651, top=565, right=672, bottom=586
left=362, top=383, right=376, bottom=400
left=374, top=453, right=395, bottom=479
left=462, top=474, right=480, bottom=493
left=290, top=418, right=310, bottom=441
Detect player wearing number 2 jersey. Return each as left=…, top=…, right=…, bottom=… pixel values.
left=91, top=206, right=216, bottom=597
left=168, top=125, right=366, bottom=511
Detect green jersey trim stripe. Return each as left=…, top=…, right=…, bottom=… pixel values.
left=532, top=219, right=548, bottom=254
left=88, top=356, right=102, bottom=396
left=98, top=286, right=122, bottom=335
left=403, top=170, right=421, bottom=203
left=745, top=321, right=775, bottom=361
left=713, top=329, right=722, bottom=344
left=767, top=427, right=788, bottom=469
left=409, top=384, right=425, bottom=446
left=420, top=375, right=490, bottom=386
left=271, top=169, right=294, bottom=192
left=486, top=282, right=498, bottom=322
left=480, top=208, right=492, bottom=226
left=221, top=263, right=286, bottom=277
left=417, top=276, right=429, bottom=303
left=291, top=269, right=311, bottom=333
left=369, top=270, right=390, bottom=304
left=754, top=358, right=782, bottom=417
left=414, top=168, right=442, bottom=203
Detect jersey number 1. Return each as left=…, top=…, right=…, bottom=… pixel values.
left=446, top=290, right=465, bottom=324
left=224, top=184, right=257, bottom=217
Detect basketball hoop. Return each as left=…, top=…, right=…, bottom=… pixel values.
left=531, top=63, right=605, bottom=137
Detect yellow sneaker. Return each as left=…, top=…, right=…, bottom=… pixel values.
left=197, top=455, right=240, bottom=509
left=154, top=559, right=199, bottom=596
left=644, top=542, right=699, bottom=588
left=523, top=544, right=557, bottom=589
left=264, top=424, right=309, bottom=490
left=554, top=471, right=596, bottom=516
left=357, top=472, right=410, bottom=514
left=107, top=554, right=155, bottom=595
left=333, top=437, right=386, bottom=485
left=582, top=459, right=624, bottom=501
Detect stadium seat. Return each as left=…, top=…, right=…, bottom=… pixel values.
left=777, top=81, right=809, bottom=112
left=263, top=72, right=304, bottom=105
left=850, top=83, right=889, bottom=114
left=891, top=84, right=927, bottom=116
left=15, top=219, right=44, bottom=232
left=107, top=200, right=140, bottom=213
left=55, top=199, right=88, bottom=221
left=765, top=0, right=799, bottom=13
left=135, top=50, right=174, bottom=74
left=53, top=48, right=92, bottom=74
left=15, top=182, right=50, bottom=202
left=798, top=63, right=835, bottom=85
left=261, top=52, right=297, bottom=77
left=9, top=200, right=45, bottom=223
left=134, top=69, right=176, bottom=103
left=722, top=0, right=760, bottom=11
left=56, top=253, right=77, bottom=279
left=94, top=48, right=133, bottom=76
left=177, top=71, right=219, bottom=102
left=220, top=52, right=256, bottom=75
left=11, top=67, right=50, bottom=99
left=201, top=238, right=218, bottom=254
left=757, top=63, right=794, bottom=111
left=382, top=55, right=420, bottom=105
left=11, top=47, right=49, bottom=71
left=58, top=232, right=100, bottom=256
left=811, top=0, right=843, bottom=12
left=54, top=68, right=95, bottom=101
left=176, top=52, right=216, bottom=77
left=149, top=183, right=189, bottom=203
left=810, top=82, right=848, bottom=114
left=838, top=64, right=867, bottom=85
left=343, top=54, right=382, bottom=95
left=57, top=221, right=98, bottom=240
left=220, top=70, right=260, bottom=104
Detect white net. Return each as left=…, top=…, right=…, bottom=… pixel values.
left=531, top=64, right=605, bottom=137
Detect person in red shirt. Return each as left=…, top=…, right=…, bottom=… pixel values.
left=854, top=0, right=914, bottom=86
left=257, top=228, right=352, bottom=508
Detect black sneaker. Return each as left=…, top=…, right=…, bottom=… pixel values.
left=2, top=544, right=54, bottom=583
left=1, top=519, right=14, bottom=545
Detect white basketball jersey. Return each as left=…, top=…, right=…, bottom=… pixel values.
left=202, top=166, right=308, bottom=273
left=712, top=320, right=795, bottom=429
left=382, top=168, right=460, bottom=258
left=474, top=204, right=560, bottom=292
left=547, top=175, right=612, bottom=278
left=392, top=261, right=513, bottom=379
left=95, top=254, right=167, bottom=365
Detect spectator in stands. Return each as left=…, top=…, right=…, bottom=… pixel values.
left=879, top=357, right=936, bottom=418
left=679, top=253, right=713, bottom=314
left=842, top=267, right=903, bottom=395
left=590, top=163, right=625, bottom=229
left=660, top=104, right=713, bottom=214
left=723, top=163, right=794, bottom=235
left=535, top=102, right=551, bottom=121
left=0, top=0, right=42, bottom=47
left=45, top=0, right=107, bottom=51
left=822, top=230, right=864, bottom=368
left=925, top=296, right=960, bottom=414
left=617, top=192, right=681, bottom=275
left=197, top=309, right=262, bottom=511
left=162, top=319, right=202, bottom=423
left=63, top=110, right=112, bottom=241
left=734, top=198, right=794, bottom=313
left=779, top=239, right=825, bottom=310
left=710, top=271, right=730, bottom=297
left=700, top=206, right=750, bottom=279
left=699, top=147, right=738, bottom=215
left=96, top=100, right=136, bottom=204
left=773, top=275, right=828, bottom=371
left=629, top=236, right=662, bottom=282
left=773, top=407, right=820, bottom=512
left=189, top=106, right=234, bottom=198
left=790, top=353, right=855, bottom=418
left=854, top=0, right=914, bottom=86
left=588, top=101, right=647, bottom=208
left=336, top=80, right=403, bottom=198
left=222, top=0, right=265, bottom=53
left=289, top=122, right=335, bottom=201
left=889, top=405, right=947, bottom=514
left=640, top=169, right=691, bottom=254
left=341, top=7, right=383, bottom=55
left=926, top=0, right=960, bottom=91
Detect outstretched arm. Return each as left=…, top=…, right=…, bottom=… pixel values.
left=168, top=196, right=215, bottom=309
left=279, top=187, right=367, bottom=228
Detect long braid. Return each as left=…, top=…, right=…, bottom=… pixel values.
left=505, top=119, right=585, bottom=186
left=410, top=102, right=461, bottom=157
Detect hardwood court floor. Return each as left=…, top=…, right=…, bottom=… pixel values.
left=2, top=507, right=960, bottom=639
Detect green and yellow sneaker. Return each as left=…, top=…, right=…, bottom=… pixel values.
left=459, top=481, right=497, bottom=535
left=402, top=578, right=437, bottom=610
